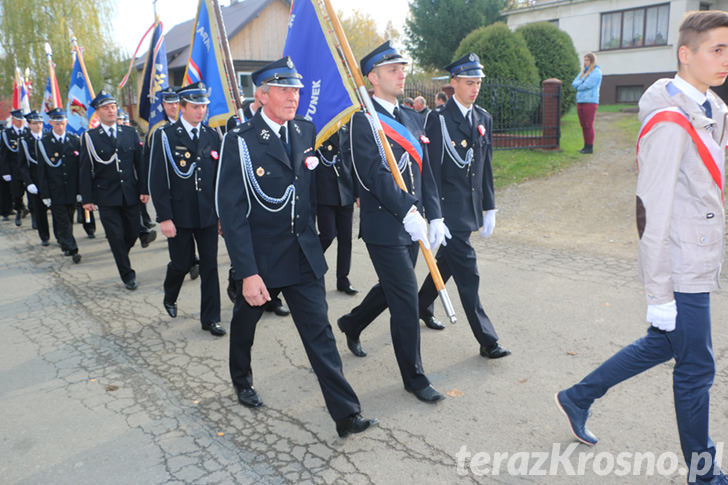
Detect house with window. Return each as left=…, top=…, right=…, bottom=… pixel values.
left=125, top=0, right=290, bottom=119
left=503, top=0, right=728, bottom=104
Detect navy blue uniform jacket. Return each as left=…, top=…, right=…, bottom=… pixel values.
left=148, top=120, right=220, bottom=229
left=349, top=102, right=441, bottom=246
left=79, top=124, right=146, bottom=206
left=425, top=97, right=495, bottom=232
left=216, top=112, right=326, bottom=288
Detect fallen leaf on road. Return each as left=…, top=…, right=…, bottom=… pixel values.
left=519, top=378, right=528, bottom=384
left=105, top=385, right=119, bottom=392
left=447, top=389, right=464, bottom=397
left=217, top=432, right=224, bottom=437
left=193, top=400, right=199, bottom=405
left=567, top=351, right=577, bottom=356
left=89, top=378, right=96, bottom=382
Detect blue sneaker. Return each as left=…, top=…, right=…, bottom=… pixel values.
left=554, top=390, right=598, bottom=446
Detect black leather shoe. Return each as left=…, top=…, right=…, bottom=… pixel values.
left=227, top=281, right=237, bottom=303
left=41, top=240, right=49, bottom=247
left=336, top=413, right=378, bottom=438
left=72, top=253, right=82, bottom=264
left=63, top=249, right=72, bottom=256
left=337, top=317, right=366, bottom=357
left=421, top=315, right=446, bottom=330
left=202, top=321, right=226, bottom=336
left=554, top=391, right=598, bottom=445
left=337, top=285, right=359, bottom=295
left=266, top=302, right=290, bottom=317
left=163, top=300, right=177, bottom=318
left=406, top=385, right=445, bottom=403
left=124, top=278, right=138, bottom=291
left=237, top=387, right=263, bottom=408
left=189, top=263, right=200, bottom=280
left=480, top=344, right=511, bottom=359
left=14, top=212, right=21, bottom=226
left=140, top=230, right=157, bottom=248
left=2, top=215, right=9, bottom=221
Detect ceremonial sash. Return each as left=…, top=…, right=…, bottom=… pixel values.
left=637, top=107, right=724, bottom=200
left=377, top=114, right=422, bottom=172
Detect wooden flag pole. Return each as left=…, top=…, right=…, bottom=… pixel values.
left=210, top=0, right=245, bottom=123
left=320, top=0, right=456, bottom=323
left=70, top=32, right=96, bottom=98
left=44, top=43, right=59, bottom=110
left=68, top=32, right=93, bottom=223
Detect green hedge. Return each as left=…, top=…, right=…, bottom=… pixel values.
left=516, top=22, right=580, bottom=115
left=455, top=22, right=540, bottom=87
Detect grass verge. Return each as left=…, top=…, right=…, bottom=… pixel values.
left=492, top=104, right=638, bottom=188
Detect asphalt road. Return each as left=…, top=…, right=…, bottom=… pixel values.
left=1, top=112, right=727, bottom=484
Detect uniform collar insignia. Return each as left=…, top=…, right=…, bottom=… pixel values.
left=293, top=122, right=301, bottom=135
left=260, top=128, right=270, bottom=141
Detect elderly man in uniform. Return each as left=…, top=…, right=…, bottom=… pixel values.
left=149, top=82, right=224, bottom=337
left=336, top=41, right=448, bottom=403
left=223, top=86, right=290, bottom=317
left=80, top=91, right=153, bottom=289
left=417, top=53, right=510, bottom=360
left=38, top=108, right=83, bottom=263
left=18, top=110, right=49, bottom=245
left=1, top=109, right=29, bottom=225
left=216, top=57, right=376, bottom=438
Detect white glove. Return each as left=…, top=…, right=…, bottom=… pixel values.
left=429, top=218, right=451, bottom=248
left=2, top=175, right=10, bottom=182
left=480, top=209, right=497, bottom=238
left=76, top=194, right=82, bottom=203
left=402, top=205, right=431, bottom=249
left=42, top=198, right=51, bottom=207
left=26, top=184, right=38, bottom=194
left=646, top=300, right=677, bottom=332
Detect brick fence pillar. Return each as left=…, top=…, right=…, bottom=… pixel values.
left=542, top=78, right=562, bottom=149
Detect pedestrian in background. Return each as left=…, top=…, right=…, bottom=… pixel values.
left=572, top=52, right=602, bottom=154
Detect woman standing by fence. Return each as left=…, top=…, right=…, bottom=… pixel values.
left=572, top=52, right=602, bottom=154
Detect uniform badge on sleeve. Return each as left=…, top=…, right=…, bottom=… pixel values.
left=211, top=150, right=219, bottom=160
left=73, top=150, right=79, bottom=156
left=256, top=166, right=265, bottom=177
left=420, top=135, right=430, bottom=144
left=478, top=125, right=486, bottom=137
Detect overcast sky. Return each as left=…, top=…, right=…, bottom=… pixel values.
left=113, top=0, right=410, bottom=56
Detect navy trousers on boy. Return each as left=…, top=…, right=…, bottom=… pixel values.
left=565, top=292, right=721, bottom=483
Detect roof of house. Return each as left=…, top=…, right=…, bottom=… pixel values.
left=136, top=0, right=287, bottom=70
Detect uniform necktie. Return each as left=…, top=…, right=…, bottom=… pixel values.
left=279, top=125, right=291, bottom=157
left=191, top=127, right=198, bottom=142
left=393, top=106, right=401, bottom=122
left=466, top=109, right=473, bottom=129
left=702, top=100, right=712, bottom=119
left=108, top=127, right=115, bottom=140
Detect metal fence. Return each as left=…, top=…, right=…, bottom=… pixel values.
left=403, top=78, right=561, bottom=150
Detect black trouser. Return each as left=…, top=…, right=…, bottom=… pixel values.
left=317, top=203, right=353, bottom=289
left=228, top=256, right=360, bottom=422
left=163, top=224, right=221, bottom=324
left=9, top=170, right=25, bottom=213
left=76, top=203, right=96, bottom=235
left=28, top=193, right=49, bottom=242
left=50, top=203, right=78, bottom=254
left=98, top=204, right=139, bottom=283
left=418, top=231, right=498, bottom=348
left=339, top=243, right=430, bottom=391
left=0, top=178, right=11, bottom=216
